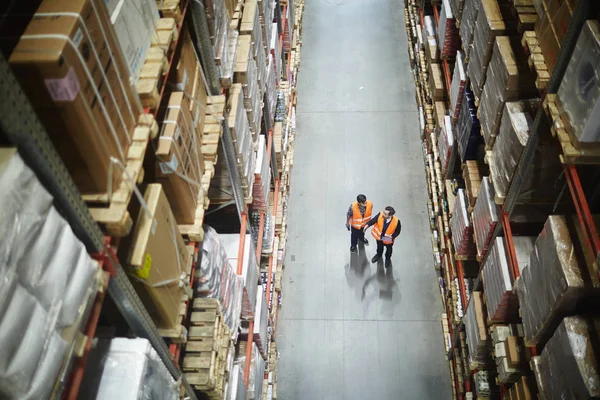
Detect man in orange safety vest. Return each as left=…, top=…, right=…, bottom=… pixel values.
left=346, top=194, right=373, bottom=253
left=364, top=206, right=401, bottom=268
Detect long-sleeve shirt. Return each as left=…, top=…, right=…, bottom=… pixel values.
left=365, top=213, right=402, bottom=238
left=346, top=203, right=366, bottom=222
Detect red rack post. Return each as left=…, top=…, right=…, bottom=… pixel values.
left=237, top=213, right=248, bottom=275
left=501, top=212, right=521, bottom=280
left=244, top=320, right=255, bottom=385
left=456, top=260, right=468, bottom=309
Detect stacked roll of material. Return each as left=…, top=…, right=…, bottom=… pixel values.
left=451, top=189, right=476, bottom=257
left=518, top=215, right=600, bottom=347
left=438, top=115, right=457, bottom=177
left=537, top=317, right=600, bottom=399
left=489, top=99, right=561, bottom=203
left=466, top=0, right=507, bottom=100
left=459, top=0, right=480, bottom=61
left=456, top=86, right=481, bottom=162
left=450, top=51, right=468, bottom=121
left=438, top=0, right=461, bottom=59
left=482, top=237, right=518, bottom=323
left=472, top=177, right=499, bottom=259
left=478, top=37, right=536, bottom=149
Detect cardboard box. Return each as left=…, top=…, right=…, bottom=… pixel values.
left=156, top=92, right=204, bottom=224
left=190, top=64, right=208, bottom=135
left=170, top=28, right=198, bottom=97
left=110, top=0, right=159, bottom=83
left=128, top=184, right=189, bottom=330
left=506, top=335, right=521, bottom=368
left=10, top=0, right=141, bottom=194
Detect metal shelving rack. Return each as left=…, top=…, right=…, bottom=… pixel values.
left=411, top=1, right=597, bottom=398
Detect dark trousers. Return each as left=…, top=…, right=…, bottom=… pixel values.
left=376, top=240, right=393, bottom=258
left=350, top=227, right=365, bottom=247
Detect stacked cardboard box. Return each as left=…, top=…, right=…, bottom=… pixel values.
left=504, top=376, right=536, bottom=400
left=459, top=0, right=481, bottom=61
left=438, top=116, right=456, bottom=177
left=438, top=0, right=461, bottom=59
left=478, top=36, right=536, bottom=149
left=482, top=237, right=519, bottom=323
left=10, top=0, right=142, bottom=194
left=462, top=160, right=482, bottom=210
left=472, top=177, right=499, bottom=259
left=456, top=87, right=481, bottom=162
left=235, top=35, right=263, bottom=140
left=253, top=136, right=271, bottom=213
left=464, top=292, right=490, bottom=369
left=451, top=189, right=477, bottom=257
left=534, top=0, right=577, bottom=75
left=491, top=324, right=526, bottom=384
left=450, top=51, right=467, bottom=121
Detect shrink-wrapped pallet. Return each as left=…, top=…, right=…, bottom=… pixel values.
left=450, top=51, right=467, bottom=120
left=0, top=149, right=99, bottom=400
left=466, top=0, right=508, bottom=99
left=449, top=0, right=464, bottom=21
left=438, top=0, right=461, bottom=59
left=537, top=316, right=600, bottom=399
left=518, top=216, right=600, bottom=347
left=478, top=37, right=536, bottom=148
left=197, top=227, right=244, bottom=334
left=451, top=189, right=476, bottom=257
left=253, top=136, right=271, bottom=212
left=472, top=177, right=499, bottom=259
left=482, top=237, right=518, bottom=323
left=459, top=0, right=480, bottom=60
left=488, top=100, right=561, bottom=203
left=78, top=338, right=179, bottom=400
left=456, top=86, right=481, bottom=162
left=438, top=115, right=456, bottom=177
left=557, top=20, right=600, bottom=145
left=464, top=292, right=489, bottom=369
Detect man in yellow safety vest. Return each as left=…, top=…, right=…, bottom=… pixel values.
left=346, top=194, right=373, bottom=253
left=364, top=206, right=401, bottom=268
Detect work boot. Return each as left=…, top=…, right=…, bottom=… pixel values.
left=385, top=258, right=392, bottom=269
left=361, top=238, right=369, bottom=246
left=350, top=246, right=357, bottom=253
left=371, top=254, right=381, bottom=263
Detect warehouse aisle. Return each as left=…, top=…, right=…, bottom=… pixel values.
left=275, top=0, right=452, bottom=398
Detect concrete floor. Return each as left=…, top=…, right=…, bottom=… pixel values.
left=276, top=0, right=452, bottom=399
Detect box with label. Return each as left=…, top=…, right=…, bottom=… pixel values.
left=110, top=0, right=160, bottom=83
left=9, top=0, right=141, bottom=194
left=170, top=28, right=199, bottom=97
left=128, top=184, right=190, bottom=330
left=156, top=92, right=204, bottom=224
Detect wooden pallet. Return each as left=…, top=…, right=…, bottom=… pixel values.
left=83, top=115, right=158, bottom=237
left=158, top=0, right=183, bottom=23
left=543, top=94, right=600, bottom=164
left=137, top=18, right=178, bottom=109
left=157, top=245, right=196, bottom=342
left=185, top=298, right=232, bottom=398
left=521, top=31, right=550, bottom=91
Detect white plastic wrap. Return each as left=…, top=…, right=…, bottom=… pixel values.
left=472, top=177, right=499, bottom=259
left=450, top=51, right=467, bottom=120
left=220, top=233, right=260, bottom=320
left=227, top=364, right=247, bottom=400
left=481, top=237, right=518, bottom=323
left=253, top=284, right=269, bottom=359
left=0, top=149, right=98, bottom=399
left=557, top=20, right=600, bottom=143
left=78, top=338, right=179, bottom=400
left=450, top=189, right=476, bottom=257
left=438, top=115, right=456, bottom=177
left=197, top=227, right=244, bottom=335
left=464, top=291, right=488, bottom=368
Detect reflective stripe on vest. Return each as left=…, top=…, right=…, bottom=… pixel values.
left=350, top=200, right=373, bottom=229
left=372, top=214, right=399, bottom=244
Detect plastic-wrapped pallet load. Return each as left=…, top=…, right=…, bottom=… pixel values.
left=248, top=342, right=266, bottom=400
left=197, top=227, right=244, bottom=335
left=77, top=338, right=178, bottom=399
left=265, top=55, right=278, bottom=126
left=478, top=37, right=536, bottom=149
left=451, top=189, right=476, bottom=257
left=253, top=285, right=269, bottom=359
left=488, top=99, right=561, bottom=204
left=227, top=364, right=247, bottom=400
left=449, top=0, right=464, bottom=21
left=253, top=136, right=271, bottom=212
left=438, top=115, right=456, bottom=177
left=438, top=0, right=460, bottom=59
left=450, top=51, right=467, bottom=120
left=472, top=177, right=499, bottom=259
left=459, top=0, right=480, bottom=60
left=235, top=35, right=263, bottom=139
left=557, top=20, right=600, bottom=145
left=464, top=292, right=489, bottom=369
left=481, top=237, right=518, bottom=323
left=536, top=316, right=600, bottom=399
left=466, top=0, right=507, bottom=99
left=518, top=215, right=600, bottom=347
left=220, top=233, right=260, bottom=319
left=456, top=86, right=481, bottom=162
left=0, top=149, right=99, bottom=399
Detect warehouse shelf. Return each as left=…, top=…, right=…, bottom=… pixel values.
left=407, top=0, right=598, bottom=398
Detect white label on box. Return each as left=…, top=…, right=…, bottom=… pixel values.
left=44, top=67, right=80, bottom=102
left=176, top=68, right=188, bottom=91
left=73, top=28, right=84, bottom=48
left=159, top=153, right=179, bottom=174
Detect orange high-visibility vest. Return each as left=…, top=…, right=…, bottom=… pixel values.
left=350, top=200, right=373, bottom=229
left=372, top=214, right=399, bottom=244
